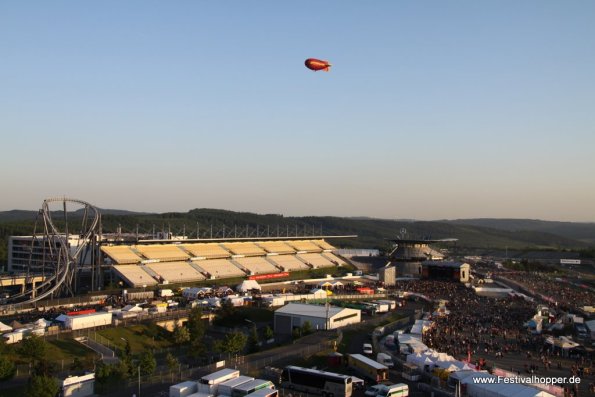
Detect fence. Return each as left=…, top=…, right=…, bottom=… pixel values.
left=96, top=340, right=333, bottom=396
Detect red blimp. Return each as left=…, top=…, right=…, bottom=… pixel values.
left=305, top=58, right=332, bottom=72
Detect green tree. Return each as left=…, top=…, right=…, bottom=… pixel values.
left=263, top=326, right=274, bottom=341
left=247, top=326, right=260, bottom=354
left=32, top=359, right=55, bottom=377
left=123, top=339, right=132, bottom=357
left=119, top=355, right=133, bottom=379
left=218, top=300, right=236, bottom=319
left=95, top=361, right=112, bottom=384
left=0, top=354, right=16, bottom=381
left=20, top=335, right=47, bottom=363
left=173, top=323, right=190, bottom=345
left=70, top=357, right=84, bottom=371
left=301, top=321, right=312, bottom=335
left=187, top=307, right=206, bottom=341
left=138, top=350, right=156, bottom=376
left=165, top=352, right=179, bottom=382
left=25, top=374, right=59, bottom=397
left=215, top=332, right=247, bottom=357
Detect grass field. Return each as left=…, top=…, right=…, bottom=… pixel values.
left=46, top=338, right=100, bottom=361
left=0, top=336, right=99, bottom=366
left=97, top=323, right=174, bottom=354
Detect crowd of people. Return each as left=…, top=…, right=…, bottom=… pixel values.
left=498, top=272, right=594, bottom=310
left=395, top=279, right=594, bottom=396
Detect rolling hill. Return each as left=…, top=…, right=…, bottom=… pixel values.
left=0, top=209, right=593, bottom=265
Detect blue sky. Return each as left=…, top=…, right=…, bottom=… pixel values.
left=1, top=1, right=594, bottom=221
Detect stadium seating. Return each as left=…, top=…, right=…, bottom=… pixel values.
left=234, top=256, right=279, bottom=275
left=146, top=261, right=206, bottom=283
left=113, top=265, right=158, bottom=287
left=322, top=252, right=345, bottom=265
left=222, top=242, right=266, bottom=256
left=101, top=246, right=144, bottom=264
left=134, top=244, right=190, bottom=261
left=297, top=253, right=335, bottom=268
left=313, top=239, right=336, bottom=251
left=267, top=254, right=310, bottom=271
left=109, top=239, right=343, bottom=286
left=192, top=259, right=247, bottom=279
left=180, top=243, right=231, bottom=259
left=286, top=240, right=323, bottom=252
left=256, top=241, right=295, bottom=254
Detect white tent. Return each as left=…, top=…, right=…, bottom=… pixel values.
left=399, top=333, right=429, bottom=353
left=236, top=280, right=261, bottom=293
left=310, top=288, right=329, bottom=297
left=33, top=318, right=51, bottom=329
left=0, top=321, right=12, bottom=332
left=410, top=319, right=433, bottom=335
left=122, top=304, right=143, bottom=312
left=545, top=336, right=579, bottom=349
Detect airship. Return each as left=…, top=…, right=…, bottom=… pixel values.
left=305, top=58, right=332, bottom=72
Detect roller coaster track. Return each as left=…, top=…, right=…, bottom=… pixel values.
left=6, top=197, right=101, bottom=306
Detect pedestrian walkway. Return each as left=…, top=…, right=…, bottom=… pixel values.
left=74, top=336, right=120, bottom=364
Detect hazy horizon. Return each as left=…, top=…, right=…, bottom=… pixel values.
left=1, top=203, right=594, bottom=224
left=1, top=2, right=594, bottom=222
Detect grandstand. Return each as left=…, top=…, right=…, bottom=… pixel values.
left=105, top=238, right=349, bottom=287
left=192, top=259, right=246, bottom=279
left=287, top=240, right=323, bottom=252
left=267, top=254, right=310, bottom=271
left=134, top=244, right=190, bottom=262
left=322, top=252, right=346, bottom=265
left=101, top=246, right=144, bottom=264
left=297, top=253, right=335, bottom=268
left=313, top=239, right=335, bottom=251
left=146, top=262, right=206, bottom=283
left=257, top=241, right=295, bottom=254
left=180, top=243, right=231, bottom=259
left=222, top=242, right=266, bottom=256
left=234, top=256, right=280, bottom=275
left=113, top=265, right=158, bottom=287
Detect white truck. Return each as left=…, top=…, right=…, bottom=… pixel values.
left=376, top=353, right=394, bottom=368
left=170, top=381, right=198, bottom=397
left=198, top=368, right=241, bottom=395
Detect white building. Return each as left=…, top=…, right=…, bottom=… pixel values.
left=274, top=303, right=360, bottom=335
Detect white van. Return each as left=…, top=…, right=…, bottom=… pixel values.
left=377, top=384, right=408, bottom=397
left=376, top=353, right=394, bottom=368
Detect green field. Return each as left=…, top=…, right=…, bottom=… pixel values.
left=0, top=337, right=99, bottom=366
left=97, top=323, right=173, bottom=354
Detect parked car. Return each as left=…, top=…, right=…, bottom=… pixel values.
left=365, top=385, right=388, bottom=397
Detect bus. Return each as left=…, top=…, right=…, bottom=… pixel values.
left=347, top=354, right=389, bottom=383
left=281, top=366, right=353, bottom=397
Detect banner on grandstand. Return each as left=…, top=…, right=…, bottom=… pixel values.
left=248, top=272, right=290, bottom=281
